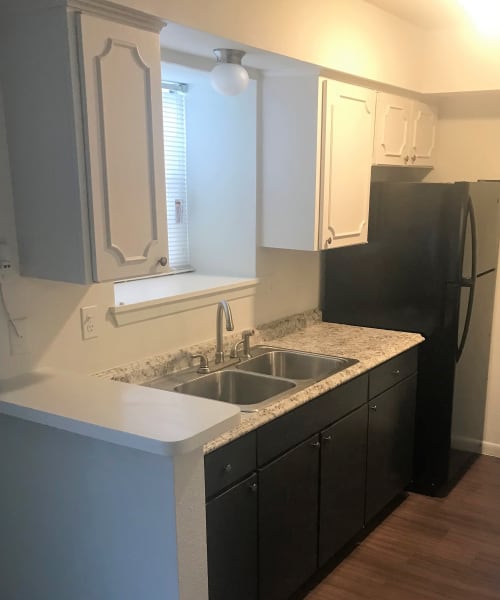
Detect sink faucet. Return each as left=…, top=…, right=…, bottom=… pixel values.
left=215, top=300, right=234, bottom=364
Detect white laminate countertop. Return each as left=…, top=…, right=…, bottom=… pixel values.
left=0, top=369, right=240, bottom=456
left=203, top=322, right=424, bottom=453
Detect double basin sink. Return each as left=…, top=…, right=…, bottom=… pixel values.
left=146, top=346, right=358, bottom=412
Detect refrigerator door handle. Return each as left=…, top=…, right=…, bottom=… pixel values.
left=456, top=196, right=477, bottom=362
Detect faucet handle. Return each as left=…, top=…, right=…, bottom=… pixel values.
left=191, top=354, right=210, bottom=374
left=230, top=329, right=255, bottom=359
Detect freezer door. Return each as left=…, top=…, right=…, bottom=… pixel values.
left=466, top=182, right=500, bottom=275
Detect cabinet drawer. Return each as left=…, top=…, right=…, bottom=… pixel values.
left=257, top=374, right=368, bottom=466
left=205, top=432, right=257, bottom=499
left=369, top=348, right=417, bottom=398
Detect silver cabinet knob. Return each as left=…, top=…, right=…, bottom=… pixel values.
left=392, top=368, right=401, bottom=376
left=157, top=256, right=168, bottom=267
left=224, top=463, right=232, bottom=473
left=404, top=155, right=409, bottom=164
left=370, top=404, right=377, bottom=411
left=411, top=154, right=417, bottom=162
left=322, top=435, right=333, bottom=442
left=249, top=482, right=258, bottom=493
left=310, top=441, right=321, bottom=448
left=326, top=237, right=332, bottom=246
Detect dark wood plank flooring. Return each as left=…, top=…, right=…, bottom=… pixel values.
left=306, top=455, right=500, bottom=600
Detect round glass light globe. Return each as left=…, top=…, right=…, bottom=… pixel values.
left=210, top=63, right=249, bottom=96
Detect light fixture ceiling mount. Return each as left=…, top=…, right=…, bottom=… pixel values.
left=210, top=48, right=249, bottom=96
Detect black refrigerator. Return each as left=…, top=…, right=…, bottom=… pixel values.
left=322, top=181, right=500, bottom=496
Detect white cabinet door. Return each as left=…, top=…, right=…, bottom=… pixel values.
left=78, top=13, right=169, bottom=282
left=373, top=93, right=412, bottom=166
left=320, top=80, right=375, bottom=249
left=373, top=92, right=437, bottom=168
left=409, top=100, right=437, bottom=167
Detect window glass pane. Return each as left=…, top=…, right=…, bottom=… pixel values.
left=162, top=84, right=190, bottom=270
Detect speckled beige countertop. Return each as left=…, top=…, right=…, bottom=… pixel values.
left=203, top=322, right=424, bottom=454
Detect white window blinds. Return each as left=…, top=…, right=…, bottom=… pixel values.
left=162, top=82, right=190, bottom=270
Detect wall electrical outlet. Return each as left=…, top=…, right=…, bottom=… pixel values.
left=80, top=305, right=99, bottom=340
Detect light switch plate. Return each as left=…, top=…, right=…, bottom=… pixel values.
left=81, top=305, right=98, bottom=340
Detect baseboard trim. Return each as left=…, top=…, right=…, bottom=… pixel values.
left=482, top=441, right=500, bottom=458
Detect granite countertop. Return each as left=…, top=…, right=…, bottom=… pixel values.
left=203, top=322, right=424, bottom=454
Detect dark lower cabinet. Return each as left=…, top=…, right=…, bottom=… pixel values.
left=318, top=405, right=368, bottom=566
left=258, top=434, right=320, bottom=600
left=206, top=473, right=258, bottom=600
left=365, top=374, right=417, bottom=522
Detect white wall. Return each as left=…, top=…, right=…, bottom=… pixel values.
left=426, top=95, right=500, bottom=457
left=185, top=71, right=257, bottom=278
left=123, top=0, right=425, bottom=92
left=423, top=27, right=500, bottom=93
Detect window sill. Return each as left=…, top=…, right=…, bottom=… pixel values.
left=110, top=273, right=259, bottom=327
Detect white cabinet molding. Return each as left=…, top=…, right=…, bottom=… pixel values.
left=68, top=0, right=164, bottom=32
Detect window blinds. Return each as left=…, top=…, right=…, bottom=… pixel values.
left=161, top=83, right=190, bottom=270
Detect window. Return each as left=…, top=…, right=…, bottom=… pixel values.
left=161, top=82, right=191, bottom=271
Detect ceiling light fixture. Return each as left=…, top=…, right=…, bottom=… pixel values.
left=210, top=49, right=249, bottom=96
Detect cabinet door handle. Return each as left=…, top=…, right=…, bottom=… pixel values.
left=249, top=482, right=258, bottom=493
left=310, top=441, right=321, bottom=448
left=322, top=435, right=333, bottom=442
left=157, top=256, right=168, bottom=267
left=404, top=155, right=409, bottom=164
left=392, top=369, right=401, bottom=376
left=326, top=237, right=332, bottom=246
left=370, top=404, right=377, bottom=411
left=411, top=154, right=417, bottom=162
left=223, top=463, right=232, bottom=473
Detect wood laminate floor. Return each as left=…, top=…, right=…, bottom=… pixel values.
left=306, top=455, right=500, bottom=600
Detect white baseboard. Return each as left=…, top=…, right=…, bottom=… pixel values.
left=482, top=441, right=500, bottom=458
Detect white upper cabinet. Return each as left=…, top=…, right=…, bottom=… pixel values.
left=1, top=6, right=169, bottom=283
left=261, top=75, right=375, bottom=251
left=78, top=13, right=168, bottom=282
left=373, top=92, right=437, bottom=168
left=320, top=80, right=375, bottom=249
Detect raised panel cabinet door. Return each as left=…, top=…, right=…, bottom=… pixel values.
left=206, top=474, right=258, bottom=600
left=78, top=13, right=169, bottom=281
left=259, top=435, right=320, bottom=600
left=409, top=100, right=437, bottom=167
left=318, top=405, right=368, bottom=566
left=320, top=79, right=375, bottom=249
left=373, top=92, right=412, bottom=166
left=365, top=374, right=417, bottom=523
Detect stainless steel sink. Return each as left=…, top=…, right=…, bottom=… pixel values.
left=174, top=369, right=296, bottom=411
left=236, top=349, right=358, bottom=380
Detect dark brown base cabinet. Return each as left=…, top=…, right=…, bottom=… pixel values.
left=205, top=347, right=418, bottom=600
left=259, top=435, right=320, bottom=600
left=206, top=473, right=258, bottom=600
left=319, top=405, right=368, bottom=566
left=365, top=374, right=417, bottom=523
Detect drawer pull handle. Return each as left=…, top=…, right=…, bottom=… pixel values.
left=323, top=435, right=333, bottom=442
left=249, top=482, right=258, bottom=493
left=370, top=405, right=377, bottom=411
left=310, top=441, right=321, bottom=448
left=392, top=369, right=401, bottom=376
left=223, top=464, right=232, bottom=473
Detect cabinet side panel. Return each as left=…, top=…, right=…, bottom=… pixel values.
left=261, top=76, right=320, bottom=251
left=0, top=10, right=91, bottom=283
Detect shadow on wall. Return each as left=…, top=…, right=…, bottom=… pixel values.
left=254, top=247, right=321, bottom=325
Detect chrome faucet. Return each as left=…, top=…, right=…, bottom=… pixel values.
left=215, top=300, right=234, bottom=364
